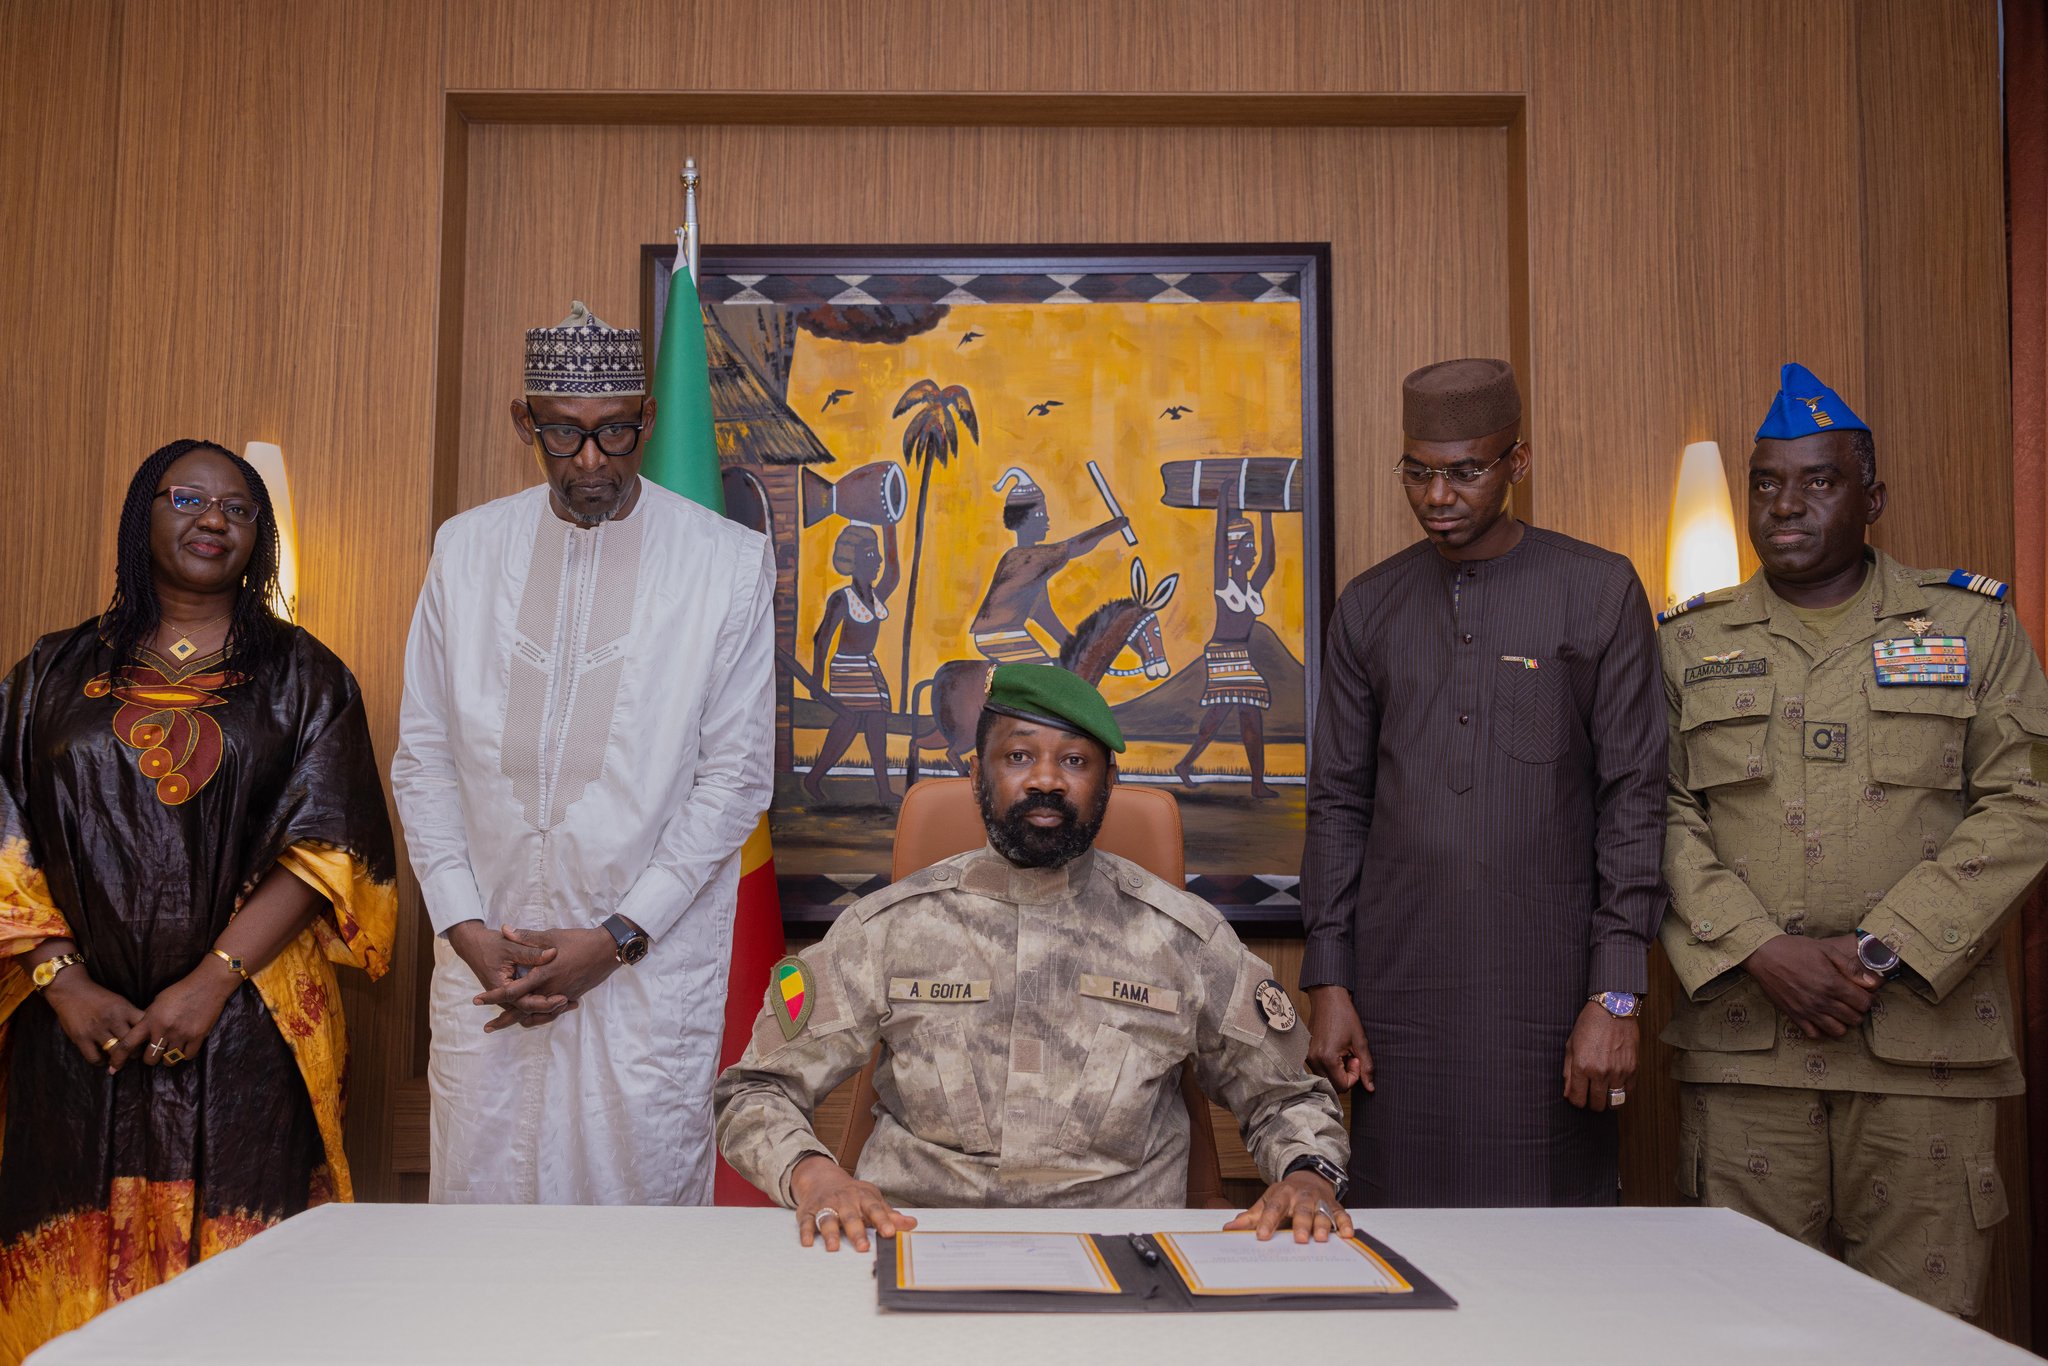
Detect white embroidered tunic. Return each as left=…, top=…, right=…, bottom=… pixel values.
left=392, top=481, right=776, bottom=1205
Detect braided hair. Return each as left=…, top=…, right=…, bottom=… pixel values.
left=101, top=439, right=290, bottom=678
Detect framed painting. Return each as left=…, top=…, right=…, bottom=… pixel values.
left=643, top=244, right=1334, bottom=930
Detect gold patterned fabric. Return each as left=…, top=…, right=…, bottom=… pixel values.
left=0, top=620, right=395, bottom=1364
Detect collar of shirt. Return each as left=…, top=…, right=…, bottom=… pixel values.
left=1726, top=548, right=1933, bottom=653
left=956, top=844, right=1101, bottom=904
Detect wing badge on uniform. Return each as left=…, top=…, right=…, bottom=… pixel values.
left=771, top=955, right=816, bottom=1040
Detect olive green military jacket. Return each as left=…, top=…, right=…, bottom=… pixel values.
left=1658, top=550, right=2048, bottom=1097
left=713, top=845, right=1346, bottom=1207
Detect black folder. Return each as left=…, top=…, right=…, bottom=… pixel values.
left=874, top=1231, right=1458, bottom=1313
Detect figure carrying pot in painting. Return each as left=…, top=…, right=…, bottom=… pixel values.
left=967, top=467, right=1130, bottom=665
left=1175, top=485, right=1279, bottom=798
left=803, top=521, right=901, bottom=806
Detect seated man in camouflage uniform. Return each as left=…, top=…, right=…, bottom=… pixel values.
left=715, top=665, right=1350, bottom=1250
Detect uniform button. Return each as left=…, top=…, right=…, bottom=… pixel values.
left=1943, top=927, right=1961, bottom=945
left=1461, top=633, right=1473, bottom=644
left=1694, top=921, right=1713, bottom=936
left=1458, top=713, right=1470, bottom=725
left=1124, top=871, right=1143, bottom=889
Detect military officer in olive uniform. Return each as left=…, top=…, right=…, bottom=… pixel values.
left=715, top=666, right=1351, bottom=1250
left=1660, top=363, right=2048, bottom=1317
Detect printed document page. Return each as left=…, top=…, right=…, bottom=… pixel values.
left=895, top=1231, right=1121, bottom=1293
left=1154, top=1231, right=1413, bottom=1295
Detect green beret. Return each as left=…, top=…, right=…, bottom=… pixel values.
left=982, top=664, right=1125, bottom=754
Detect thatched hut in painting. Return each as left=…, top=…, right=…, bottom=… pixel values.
left=703, top=308, right=833, bottom=770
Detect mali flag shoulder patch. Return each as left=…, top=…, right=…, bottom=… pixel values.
left=771, top=955, right=816, bottom=1041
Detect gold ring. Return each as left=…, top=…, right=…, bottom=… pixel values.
left=162, top=1047, right=187, bottom=1066
left=1608, top=1088, right=1628, bottom=1106
left=101, top=1036, right=120, bottom=1053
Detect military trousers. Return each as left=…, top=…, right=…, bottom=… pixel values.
left=1677, top=1083, right=2008, bottom=1317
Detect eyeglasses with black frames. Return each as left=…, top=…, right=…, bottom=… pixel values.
left=524, top=405, right=649, bottom=459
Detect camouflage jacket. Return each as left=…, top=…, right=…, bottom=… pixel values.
left=1658, top=550, right=2048, bottom=1096
left=713, top=845, right=1346, bottom=1207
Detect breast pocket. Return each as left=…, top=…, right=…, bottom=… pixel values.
left=1866, top=687, right=1975, bottom=791
left=885, top=1019, right=996, bottom=1155
left=1055, top=1023, right=1172, bottom=1167
left=1491, top=657, right=1571, bottom=763
left=1680, top=682, right=1776, bottom=789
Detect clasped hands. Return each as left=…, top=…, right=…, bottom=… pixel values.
left=787, top=1153, right=1352, bottom=1253
left=1742, top=933, right=1883, bottom=1039
left=45, top=952, right=246, bottom=1075
left=448, top=919, right=622, bottom=1032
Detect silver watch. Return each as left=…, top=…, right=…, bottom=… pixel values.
left=1855, top=929, right=1901, bottom=980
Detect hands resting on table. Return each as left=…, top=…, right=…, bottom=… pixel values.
left=787, top=1153, right=1355, bottom=1252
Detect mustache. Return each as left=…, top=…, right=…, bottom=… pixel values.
left=1003, top=791, right=1079, bottom=822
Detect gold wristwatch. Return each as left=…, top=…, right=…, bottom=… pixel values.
left=31, top=952, right=86, bottom=991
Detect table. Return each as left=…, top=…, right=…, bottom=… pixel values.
left=28, top=1204, right=2035, bottom=1365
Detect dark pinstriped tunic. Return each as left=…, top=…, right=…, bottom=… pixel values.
left=1299, top=525, right=1666, bottom=1207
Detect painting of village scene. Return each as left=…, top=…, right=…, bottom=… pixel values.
left=644, top=247, right=1332, bottom=921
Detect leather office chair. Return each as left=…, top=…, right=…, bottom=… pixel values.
left=832, top=776, right=1229, bottom=1208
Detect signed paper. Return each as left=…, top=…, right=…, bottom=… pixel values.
left=1154, top=1231, right=1413, bottom=1295
left=895, top=1232, right=1121, bottom=1293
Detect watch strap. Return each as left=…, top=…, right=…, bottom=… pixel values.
left=1284, top=1153, right=1351, bottom=1205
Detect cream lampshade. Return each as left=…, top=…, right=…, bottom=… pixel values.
left=1666, top=440, right=1739, bottom=606
left=242, top=441, right=299, bottom=620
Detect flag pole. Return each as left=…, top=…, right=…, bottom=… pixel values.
left=681, top=157, right=701, bottom=285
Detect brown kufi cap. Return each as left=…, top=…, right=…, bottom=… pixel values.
left=1402, top=357, right=1521, bottom=441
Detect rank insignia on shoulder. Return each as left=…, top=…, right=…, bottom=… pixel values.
left=1873, top=637, right=1969, bottom=687
left=1942, top=570, right=2008, bottom=601
left=1656, top=593, right=1709, bottom=626
left=1254, top=979, right=1297, bottom=1032
left=770, top=955, right=816, bottom=1041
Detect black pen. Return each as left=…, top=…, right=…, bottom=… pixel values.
left=1126, top=1233, right=1161, bottom=1265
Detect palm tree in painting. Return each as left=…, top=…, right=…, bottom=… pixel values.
left=892, top=378, right=980, bottom=703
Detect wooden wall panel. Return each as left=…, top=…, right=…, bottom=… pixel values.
left=0, top=0, right=2025, bottom=1344
left=0, top=0, right=121, bottom=668
left=458, top=121, right=1513, bottom=583
left=1857, top=0, right=2014, bottom=580
left=443, top=0, right=1526, bottom=96
left=90, top=0, right=446, bottom=1200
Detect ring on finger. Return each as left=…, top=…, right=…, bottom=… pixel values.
left=812, top=1206, right=841, bottom=1231
left=1608, top=1088, right=1627, bottom=1106
left=1314, top=1201, right=1335, bottom=1221
left=144, top=1038, right=166, bottom=1058
left=100, top=1036, right=120, bottom=1054
left=162, top=1047, right=188, bottom=1066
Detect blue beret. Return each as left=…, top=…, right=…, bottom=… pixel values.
left=1755, top=362, right=1868, bottom=441
left=982, top=665, right=1125, bottom=754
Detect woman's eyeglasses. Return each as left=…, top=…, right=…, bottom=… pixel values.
left=156, top=486, right=259, bottom=525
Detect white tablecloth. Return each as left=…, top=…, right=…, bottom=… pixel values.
left=27, top=1204, right=2035, bottom=1365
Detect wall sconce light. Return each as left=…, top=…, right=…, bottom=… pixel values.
left=1666, top=440, right=1739, bottom=607
left=242, top=441, right=300, bottom=620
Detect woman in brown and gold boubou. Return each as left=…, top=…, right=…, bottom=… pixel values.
left=0, top=438, right=396, bottom=1363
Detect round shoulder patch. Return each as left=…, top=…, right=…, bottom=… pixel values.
left=1254, top=978, right=1297, bottom=1033
left=769, top=955, right=816, bottom=1041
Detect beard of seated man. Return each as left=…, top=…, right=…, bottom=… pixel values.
left=974, top=772, right=1110, bottom=869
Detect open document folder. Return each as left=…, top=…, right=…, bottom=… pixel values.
left=876, top=1229, right=1457, bottom=1313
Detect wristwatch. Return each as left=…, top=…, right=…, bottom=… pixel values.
left=31, top=952, right=85, bottom=991
left=1590, top=991, right=1642, bottom=1018
left=601, top=913, right=650, bottom=966
left=1284, top=1153, right=1351, bottom=1206
left=1855, top=929, right=1903, bottom=981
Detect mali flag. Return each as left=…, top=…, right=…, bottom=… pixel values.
left=643, top=247, right=785, bottom=1207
